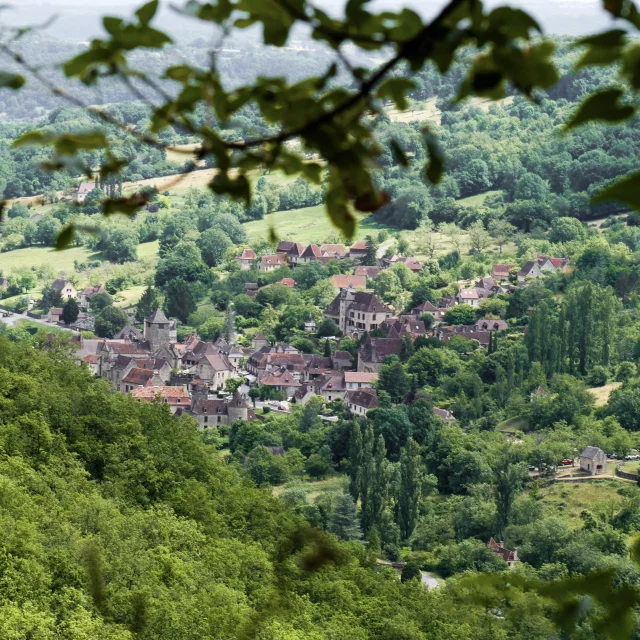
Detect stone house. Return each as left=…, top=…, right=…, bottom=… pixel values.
left=354, top=265, right=383, bottom=280
left=259, top=367, right=302, bottom=398
left=299, top=244, right=322, bottom=263
left=196, top=353, right=233, bottom=390
left=492, top=264, right=515, bottom=282
left=244, top=283, right=259, bottom=297
left=325, top=289, right=393, bottom=338
left=313, top=373, right=346, bottom=402
left=78, top=284, right=107, bottom=309
left=76, top=181, right=95, bottom=202
left=344, top=371, right=378, bottom=390
left=357, top=336, right=402, bottom=373
left=488, top=538, right=519, bottom=568
left=190, top=391, right=253, bottom=429
left=251, top=332, right=268, bottom=350
left=332, top=350, right=353, bottom=370
left=456, top=288, right=480, bottom=307
left=131, top=385, right=191, bottom=413
left=348, top=241, right=369, bottom=261
left=517, top=261, right=542, bottom=282
left=304, top=315, right=316, bottom=332
left=122, top=367, right=164, bottom=393
left=346, top=388, right=378, bottom=416
left=330, top=274, right=367, bottom=292
left=48, top=307, right=64, bottom=323
left=579, top=446, right=607, bottom=475
left=51, top=278, right=77, bottom=300
left=258, top=255, right=282, bottom=272
left=236, top=248, right=256, bottom=270
left=319, top=243, right=348, bottom=259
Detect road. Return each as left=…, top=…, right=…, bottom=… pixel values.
left=0, top=309, right=76, bottom=332
left=376, top=239, right=395, bottom=259
left=421, top=572, right=439, bottom=591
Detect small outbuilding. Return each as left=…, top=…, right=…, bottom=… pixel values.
left=579, top=446, right=607, bottom=475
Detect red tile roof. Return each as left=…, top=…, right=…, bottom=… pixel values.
left=330, top=275, right=366, bottom=290
left=132, top=385, right=190, bottom=404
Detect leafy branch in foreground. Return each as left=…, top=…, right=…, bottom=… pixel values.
left=1, top=0, right=640, bottom=247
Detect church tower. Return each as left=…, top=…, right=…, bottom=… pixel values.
left=144, top=308, right=172, bottom=352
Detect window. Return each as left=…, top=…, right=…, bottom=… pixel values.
left=204, top=416, right=208, bottom=424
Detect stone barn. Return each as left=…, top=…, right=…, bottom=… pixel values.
left=579, top=446, right=607, bottom=475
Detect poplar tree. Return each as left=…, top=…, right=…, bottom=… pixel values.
left=397, top=438, right=422, bottom=541
left=348, top=422, right=363, bottom=501
left=359, top=427, right=389, bottom=534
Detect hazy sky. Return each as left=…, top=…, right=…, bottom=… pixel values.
left=1, top=1, right=621, bottom=38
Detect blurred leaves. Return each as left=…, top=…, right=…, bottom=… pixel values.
left=8, top=0, right=640, bottom=239
left=0, top=71, right=25, bottom=89
left=566, top=88, right=635, bottom=128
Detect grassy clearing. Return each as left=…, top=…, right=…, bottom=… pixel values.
left=0, top=245, right=104, bottom=274
left=113, top=285, right=147, bottom=308
left=165, top=143, right=202, bottom=165
left=0, top=240, right=159, bottom=277
left=15, top=319, right=71, bottom=336
left=457, top=190, right=503, bottom=208
left=468, top=95, right=515, bottom=112
left=497, top=415, right=531, bottom=433
left=387, top=98, right=441, bottom=124
left=588, top=382, right=622, bottom=408
left=272, top=475, right=347, bottom=501
left=537, top=480, right=628, bottom=524
left=621, top=460, right=640, bottom=474
left=243, top=205, right=391, bottom=244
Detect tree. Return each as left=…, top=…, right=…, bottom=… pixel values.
left=223, top=304, right=235, bottom=343
left=155, top=242, right=209, bottom=287
left=328, top=494, right=362, bottom=541
left=94, top=305, right=129, bottom=338
left=359, top=427, right=389, bottom=534
left=40, top=285, right=63, bottom=311
left=363, top=236, right=378, bottom=266
left=90, top=292, right=113, bottom=312
left=438, top=222, right=464, bottom=252
left=164, top=278, right=197, bottom=324
left=198, top=228, right=233, bottom=267
left=136, top=285, right=159, bottom=322
left=488, top=218, right=516, bottom=254
left=62, top=297, right=79, bottom=325
left=443, top=304, right=476, bottom=325
left=305, top=453, right=333, bottom=479
left=399, top=334, right=414, bottom=362
left=35, top=216, right=62, bottom=246
left=400, top=561, right=422, bottom=583
left=494, top=452, right=528, bottom=538
left=397, top=438, right=422, bottom=541
left=100, top=227, right=138, bottom=263
left=378, top=359, right=410, bottom=403
left=343, top=418, right=363, bottom=493
left=468, top=221, right=491, bottom=254
left=317, top=317, right=340, bottom=338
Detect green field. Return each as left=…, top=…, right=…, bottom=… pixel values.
left=457, top=190, right=502, bottom=208
left=537, top=480, right=628, bottom=525
left=0, top=240, right=159, bottom=276
left=272, top=476, right=347, bottom=501
left=0, top=245, right=103, bottom=274
left=497, top=415, right=531, bottom=433
left=243, top=205, right=390, bottom=244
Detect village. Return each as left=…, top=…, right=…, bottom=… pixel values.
left=32, top=240, right=575, bottom=422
